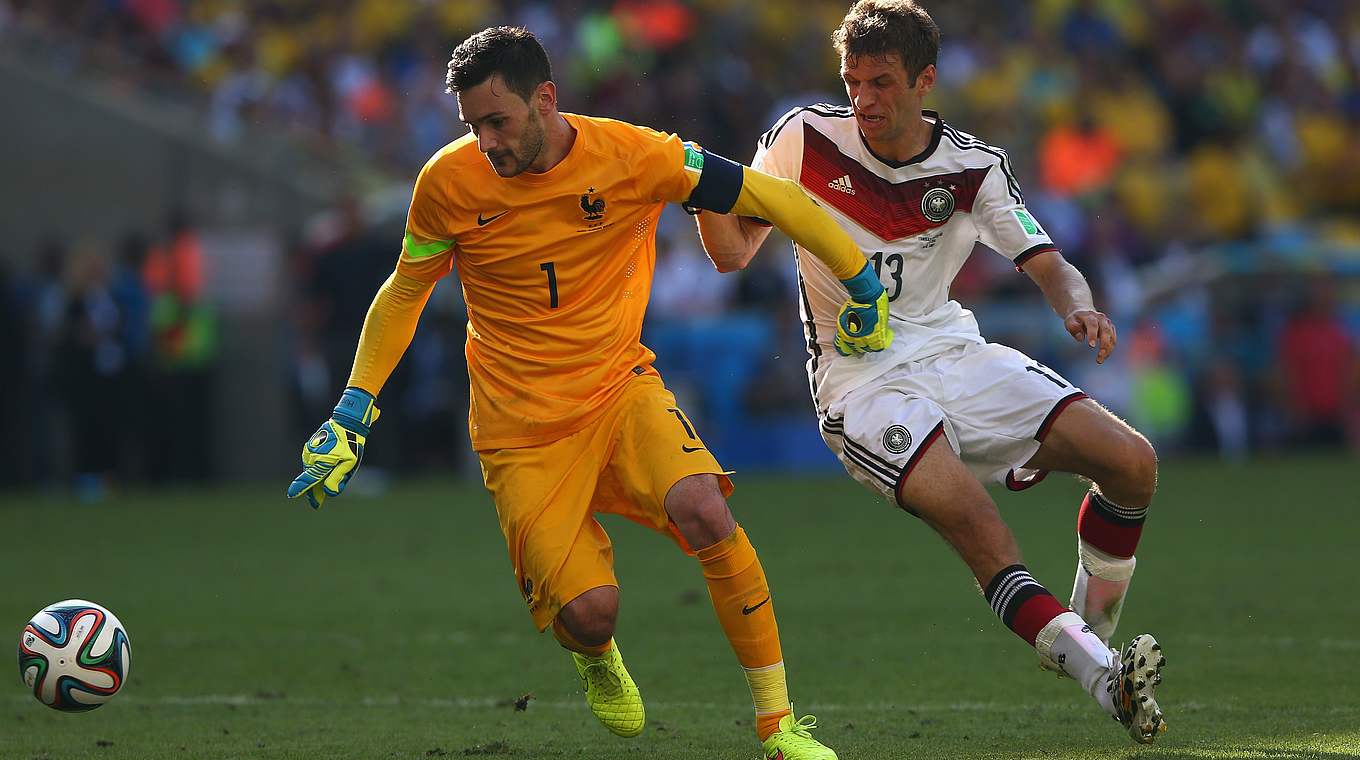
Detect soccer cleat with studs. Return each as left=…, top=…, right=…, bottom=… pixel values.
left=1108, top=633, right=1168, bottom=744
left=571, top=640, right=645, bottom=738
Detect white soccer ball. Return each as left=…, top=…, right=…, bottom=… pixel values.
left=18, top=599, right=131, bottom=711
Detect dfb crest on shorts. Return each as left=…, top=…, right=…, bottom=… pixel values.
left=921, top=187, right=955, bottom=223
left=883, top=425, right=912, bottom=454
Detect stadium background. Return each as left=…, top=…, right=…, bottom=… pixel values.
left=3, top=2, right=1360, bottom=759
left=2, top=0, right=1357, bottom=492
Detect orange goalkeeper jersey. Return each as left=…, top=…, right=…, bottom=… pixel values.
left=396, top=113, right=706, bottom=450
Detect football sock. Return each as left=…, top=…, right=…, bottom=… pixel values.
left=696, top=526, right=790, bottom=740
left=986, top=565, right=1119, bottom=716
left=550, top=618, right=612, bottom=658
left=1036, top=612, right=1120, bottom=717
left=1077, top=489, right=1146, bottom=558
left=1071, top=538, right=1136, bottom=642
left=983, top=564, right=1068, bottom=647
left=1073, top=489, right=1146, bottom=641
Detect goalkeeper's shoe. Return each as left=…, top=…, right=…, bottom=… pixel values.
left=834, top=263, right=893, bottom=356
left=762, top=713, right=837, bottom=760
left=571, top=640, right=644, bottom=738
left=286, top=388, right=380, bottom=509
left=1108, top=634, right=1167, bottom=744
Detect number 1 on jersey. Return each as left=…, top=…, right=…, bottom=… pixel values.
left=540, top=261, right=558, bottom=308
left=667, top=408, right=697, bottom=439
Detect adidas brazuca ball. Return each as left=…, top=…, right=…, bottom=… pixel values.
left=18, top=599, right=131, bottom=711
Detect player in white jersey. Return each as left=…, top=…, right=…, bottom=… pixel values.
left=694, top=0, right=1169, bottom=745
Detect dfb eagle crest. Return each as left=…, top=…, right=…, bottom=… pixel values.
left=921, top=186, right=955, bottom=223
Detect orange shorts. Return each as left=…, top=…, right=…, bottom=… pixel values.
left=478, top=373, right=734, bottom=631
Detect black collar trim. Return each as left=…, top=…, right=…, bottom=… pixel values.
left=861, top=110, right=944, bottom=168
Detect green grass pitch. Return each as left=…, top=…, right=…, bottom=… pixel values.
left=3, top=456, right=1359, bottom=759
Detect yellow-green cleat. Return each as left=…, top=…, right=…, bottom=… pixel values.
left=762, top=713, right=837, bottom=760
left=571, top=640, right=644, bottom=738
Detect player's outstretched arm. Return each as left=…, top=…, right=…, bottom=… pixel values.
left=1020, top=251, right=1117, bottom=364
left=685, top=151, right=892, bottom=355
left=287, top=271, right=435, bottom=508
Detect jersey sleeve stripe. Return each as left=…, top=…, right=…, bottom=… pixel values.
left=403, top=232, right=455, bottom=259
left=941, top=125, right=1023, bottom=205
left=806, top=103, right=853, bottom=118
left=942, top=126, right=1022, bottom=204
left=758, top=103, right=853, bottom=149
left=759, top=106, right=808, bottom=149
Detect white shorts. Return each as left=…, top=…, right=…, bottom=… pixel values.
left=818, top=342, right=1087, bottom=506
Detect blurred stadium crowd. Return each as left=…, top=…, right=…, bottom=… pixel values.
left=2, top=0, right=1358, bottom=491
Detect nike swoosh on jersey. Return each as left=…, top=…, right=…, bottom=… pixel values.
left=477, top=210, right=510, bottom=226
left=681, top=445, right=705, bottom=453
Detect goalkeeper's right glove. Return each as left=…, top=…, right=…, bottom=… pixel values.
left=286, top=387, right=380, bottom=510
left=834, top=262, right=894, bottom=356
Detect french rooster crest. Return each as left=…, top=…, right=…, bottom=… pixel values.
left=580, top=188, right=606, bottom=220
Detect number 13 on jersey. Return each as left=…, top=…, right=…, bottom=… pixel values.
left=870, top=251, right=904, bottom=301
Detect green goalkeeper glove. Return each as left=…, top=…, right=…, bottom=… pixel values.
left=287, top=388, right=380, bottom=509
left=834, top=262, right=894, bottom=356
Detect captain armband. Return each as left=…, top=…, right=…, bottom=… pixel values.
left=681, top=143, right=745, bottom=215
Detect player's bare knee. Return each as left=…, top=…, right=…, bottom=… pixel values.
left=1096, top=431, right=1158, bottom=507
left=1113, top=432, right=1158, bottom=506
left=1130, top=435, right=1158, bottom=503
left=559, top=588, right=618, bottom=647
left=567, top=615, right=614, bottom=648
left=665, top=474, right=736, bottom=549
left=675, top=495, right=735, bottom=550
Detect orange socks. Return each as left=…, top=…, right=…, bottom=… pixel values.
left=551, top=618, right=611, bottom=657
left=696, top=526, right=791, bottom=740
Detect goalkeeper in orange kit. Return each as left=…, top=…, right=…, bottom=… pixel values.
left=286, top=26, right=892, bottom=760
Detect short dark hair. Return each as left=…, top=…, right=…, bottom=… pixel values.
left=445, top=26, right=552, bottom=101
left=832, top=0, right=939, bottom=81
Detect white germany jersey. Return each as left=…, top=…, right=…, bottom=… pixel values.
left=751, top=105, right=1058, bottom=414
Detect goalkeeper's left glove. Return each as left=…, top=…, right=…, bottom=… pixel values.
left=286, top=387, right=380, bottom=510
left=834, top=262, right=894, bottom=356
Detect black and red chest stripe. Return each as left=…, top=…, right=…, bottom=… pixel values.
left=800, top=124, right=988, bottom=242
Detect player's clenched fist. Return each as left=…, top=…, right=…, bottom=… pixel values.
left=834, top=262, right=894, bottom=356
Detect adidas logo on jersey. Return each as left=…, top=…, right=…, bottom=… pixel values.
left=828, top=175, right=855, bottom=195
